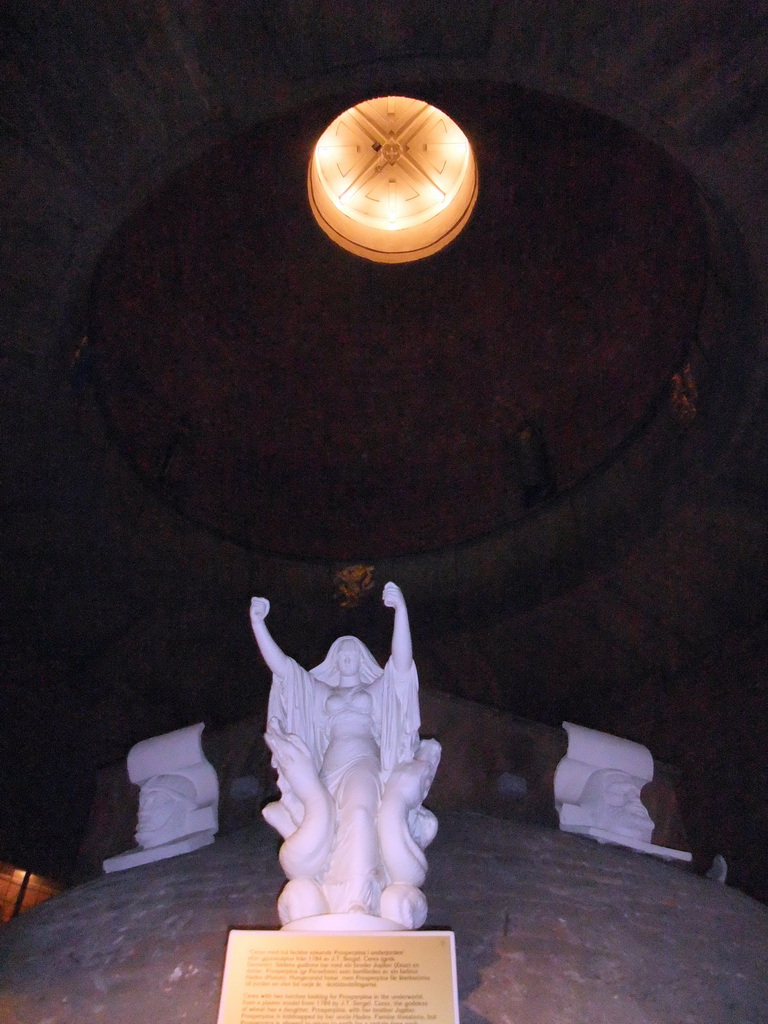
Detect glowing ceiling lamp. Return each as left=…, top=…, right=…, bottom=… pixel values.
left=308, top=95, right=478, bottom=263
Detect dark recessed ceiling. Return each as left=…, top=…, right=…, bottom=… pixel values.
left=90, top=82, right=706, bottom=560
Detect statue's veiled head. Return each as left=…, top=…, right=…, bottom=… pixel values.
left=311, top=636, right=382, bottom=688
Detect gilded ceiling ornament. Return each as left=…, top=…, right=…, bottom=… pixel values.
left=334, top=565, right=376, bottom=608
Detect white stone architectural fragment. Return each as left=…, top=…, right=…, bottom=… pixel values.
left=250, top=581, right=441, bottom=930
left=103, top=722, right=219, bottom=873
left=554, top=722, right=691, bottom=861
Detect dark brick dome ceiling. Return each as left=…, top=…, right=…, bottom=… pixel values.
left=90, top=82, right=706, bottom=559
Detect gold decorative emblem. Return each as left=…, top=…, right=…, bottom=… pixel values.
left=334, top=565, right=376, bottom=608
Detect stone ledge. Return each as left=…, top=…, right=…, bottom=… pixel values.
left=3, top=812, right=765, bottom=1024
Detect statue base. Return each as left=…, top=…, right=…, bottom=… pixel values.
left=282, top=913, right=406, bottom=933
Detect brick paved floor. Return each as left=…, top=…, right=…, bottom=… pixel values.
left=1, top=812, right=766, bottom=1023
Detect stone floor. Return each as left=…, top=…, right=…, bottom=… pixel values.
left=1, top=812, right=766, bottom=1024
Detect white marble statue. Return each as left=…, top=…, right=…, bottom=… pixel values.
left=554, top=721, right=691, bottom=862
left=250, top=581, right=441, bottom=930
left=103, top=722, right=219, bottom=873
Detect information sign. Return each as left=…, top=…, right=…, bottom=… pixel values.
left=216, top=929, right=459, bottom=1024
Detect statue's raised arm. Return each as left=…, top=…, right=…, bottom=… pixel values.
left=250, top=596, right=320, bottom=761
left=249, top=597, right=289, bottom=678
left=379, top=581, right=421, bottom=773
left=382, top=580, right=413, bottom=673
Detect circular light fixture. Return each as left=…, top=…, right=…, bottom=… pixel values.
left=308, top=95, right=478, bottom=263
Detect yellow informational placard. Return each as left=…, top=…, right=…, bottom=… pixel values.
left=216, top=929, right=459, bottom=1024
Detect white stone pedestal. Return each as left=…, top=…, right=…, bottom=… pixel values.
left=103, top=831, right=215, bottom=873
left=564, top=824, right=693, bottom=861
